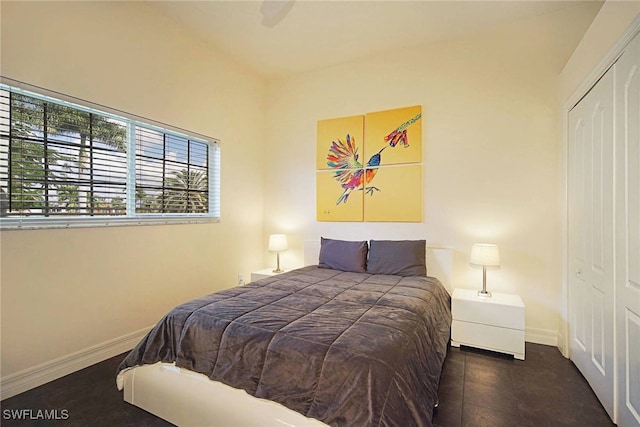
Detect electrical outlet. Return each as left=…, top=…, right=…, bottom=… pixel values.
left=237, top=274, right=245, bottom=286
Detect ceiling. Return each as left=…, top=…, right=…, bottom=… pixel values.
left=148, top=0, right=601, bottom=79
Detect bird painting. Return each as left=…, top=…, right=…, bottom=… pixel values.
left=326, top=112, right=421, bottom=205
left=326, top=135, right=387, bottom=204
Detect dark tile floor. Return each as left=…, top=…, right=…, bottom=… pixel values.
left=433, top=343, right=615, bottom=427
left=1, top=353, right=171, bottom=427
left=1, top=343, right=613, bottom=426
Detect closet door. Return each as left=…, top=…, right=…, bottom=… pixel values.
left=615, top=31, right=640, bottom=427
left=568, top=65, right=615, bottom=420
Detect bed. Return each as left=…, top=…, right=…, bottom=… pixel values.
left=116, top=239, right=453, bottom=426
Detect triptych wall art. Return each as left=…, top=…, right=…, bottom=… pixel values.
left=316, top=105, right=423, bottom=222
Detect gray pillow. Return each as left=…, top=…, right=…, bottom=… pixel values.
left=318, top=237, right=368, bottom=273
left=367, top=240, right=427, bottom=276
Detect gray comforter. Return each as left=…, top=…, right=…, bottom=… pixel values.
left=117, top=266, right=452, bottom=426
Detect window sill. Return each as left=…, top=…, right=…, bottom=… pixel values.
left=0, top=215, right=220, bottom=231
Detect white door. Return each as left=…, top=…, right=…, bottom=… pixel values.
left=568, top=65, right=616, bottom=420
left=615, top=31, right=640, bottom=427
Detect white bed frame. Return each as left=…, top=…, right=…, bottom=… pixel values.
left=118, top=243, right=453, bottom=426
left=118, top=363, right=328, bottom=426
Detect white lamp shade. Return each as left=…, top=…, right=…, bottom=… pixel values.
left=268, top=234, right=288, bottom=252
left=470, top=243, right=500, bottom=267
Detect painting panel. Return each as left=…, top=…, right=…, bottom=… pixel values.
left=363, top=164, right=422, bottom=222
left=316, top=115, right=364, bottom=170
left=364, top=105, right=422, bottom=165
left=316, top=170, right=363, bottom=222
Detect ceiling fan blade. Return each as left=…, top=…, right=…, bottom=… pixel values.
left=260, top=0, right=295, bottom=27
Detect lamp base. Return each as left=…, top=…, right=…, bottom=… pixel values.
left=478, top=266, right=492, bottom=297
left=273, top=252, right=283, bottom=273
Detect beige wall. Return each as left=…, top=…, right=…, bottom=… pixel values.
left=263, top=4, right=601, bottom=344
left=0, top=1, right=266, bottom=376
left=560, top=1, right=640, bottom=103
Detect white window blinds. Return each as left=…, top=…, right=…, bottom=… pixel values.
left=0, top=80, right=220, bottom=229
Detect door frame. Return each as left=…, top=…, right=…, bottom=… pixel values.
left=561, top=15, right=640, bottom=359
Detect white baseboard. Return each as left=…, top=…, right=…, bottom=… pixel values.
left=525, top=327, right=559, bottom=347
left=1, top=326, right=151, bottom=400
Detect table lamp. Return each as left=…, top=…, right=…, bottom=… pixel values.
left=470, top=243, right=500, bottom=297
left=268, top=234, right=288, bottom=273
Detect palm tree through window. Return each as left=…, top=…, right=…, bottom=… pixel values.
left=0, top=83, right=218, bottom=222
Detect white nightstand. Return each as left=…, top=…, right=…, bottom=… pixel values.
left=250, top=268, right=288, bottom=282
left=451, top=288, right=525, bottom=360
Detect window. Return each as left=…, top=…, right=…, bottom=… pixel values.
left=135, top=126, right=210, bottom=214
left=0, top=81, right=220, bottom=229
